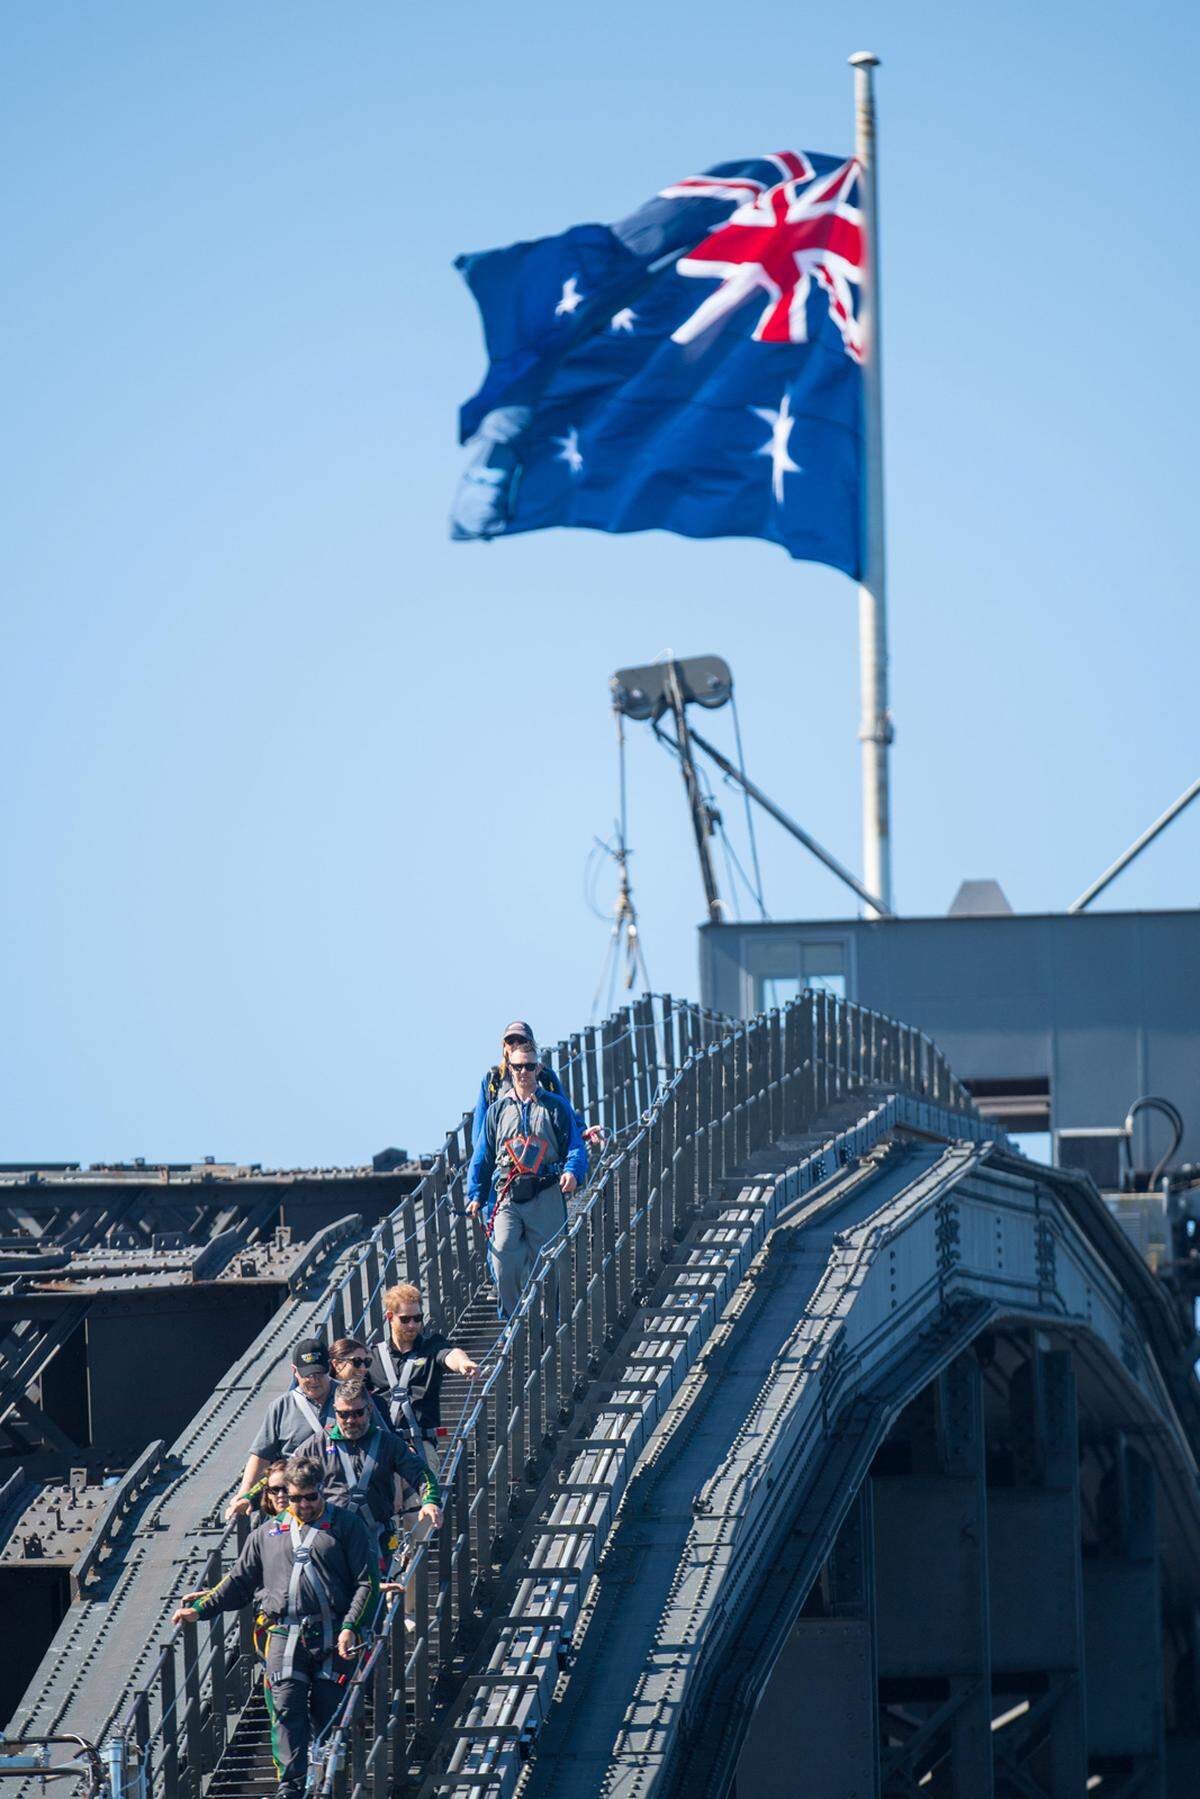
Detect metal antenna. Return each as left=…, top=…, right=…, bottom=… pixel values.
left=591, top=708, right=651, bottom=1019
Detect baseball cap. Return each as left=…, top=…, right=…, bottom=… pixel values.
left=293, top=1337, right=328, bottom=1372
left=503, top=1020, right=535, bottom=1042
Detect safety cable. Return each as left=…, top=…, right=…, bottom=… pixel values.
left=590, top=709, right=651, bottom=1020
left=730, top=689, right=768, bottom=919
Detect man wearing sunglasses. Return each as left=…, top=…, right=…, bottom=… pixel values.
left=174, top=1459, right=378, bottom=1799
left=467, top=1047, right=590, bottom=1318
left=292, top=1377, right=441, bottom=1557
left=368, top=1283, right=478, bottom=1556
left=368, top=1283, right=478, bottom=1445
left=226, top=1337, right=336, bottom=1522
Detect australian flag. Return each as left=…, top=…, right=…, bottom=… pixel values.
left=452, top=151, right=865, bottom=576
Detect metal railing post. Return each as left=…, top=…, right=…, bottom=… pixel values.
left=410, top=1563, right=430, bottom=1732
left=160, top=1647, right=179, bottom=1799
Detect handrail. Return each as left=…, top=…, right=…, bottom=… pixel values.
left=104, top=990, right=981, bottom=1798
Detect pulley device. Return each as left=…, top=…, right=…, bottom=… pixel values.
left=610, top=653, right=894, bottom=922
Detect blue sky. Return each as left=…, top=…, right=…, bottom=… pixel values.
left=3, top=4, right=1197, bottom=1164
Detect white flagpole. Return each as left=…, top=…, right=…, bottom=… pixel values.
left=849, top=51, right=894, bottom=918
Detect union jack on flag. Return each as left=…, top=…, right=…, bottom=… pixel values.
left=452, top=150, right=866, bottom=575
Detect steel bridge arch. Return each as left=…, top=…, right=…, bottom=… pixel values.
left=484, top=1135, right=1200, bottom=1799
left=28, top=994, right=1197, bottom=1799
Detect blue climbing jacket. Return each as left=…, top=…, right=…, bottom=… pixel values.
left=467, top=1088, right=588, bottom=1205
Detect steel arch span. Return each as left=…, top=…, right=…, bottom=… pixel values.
left=449, top=1128, right=1200, bottom=1799
left=26, top=995, right=1198, bottom=1799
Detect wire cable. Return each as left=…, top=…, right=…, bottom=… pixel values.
left=730, top=689, right=768, bottom=919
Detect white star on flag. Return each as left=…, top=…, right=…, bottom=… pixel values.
left=610, top=307, right=637, bottom=332
left=751, top=394, right=802, bottom=503
left=555, top=276, right=584, bottom=317
left=554, top=426, right=584, bottom=475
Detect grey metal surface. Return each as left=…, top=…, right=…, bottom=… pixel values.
left=0, top=1158, right=431, bottom=1253
left=459, top=1115, right=1200, bottom=1797
left=514, top=1141, right=962, bottom=1798
left=0, top=1474, right=108, bottom=1568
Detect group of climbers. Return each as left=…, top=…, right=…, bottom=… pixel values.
left=175, top=1289, right=468, bottom=1799
left=172, top=1018, right=599, bottom=1799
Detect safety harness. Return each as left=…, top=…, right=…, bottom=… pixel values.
left=274, top=1518, right=336, bottom=1683
left=484, top=1106, right=563, bottom=1243
left=377, top=1342, right=427, bottom=1444
left=331, top=1428, right=382, bottom=1536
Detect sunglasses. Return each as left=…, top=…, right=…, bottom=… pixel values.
left=288, top=1491, right=322, bottom=1504
left=504, top=1034, right=532, bottom=1046
left=510, top=1062, right=539, bottom=1074
left=267, top=1484, right=288, bottom=1496
left=394, top=1313, right=422, bottom=1324
left=335, top=1406, right=367, bottom=1420
left=336, top=1355, right=370, bottom=1368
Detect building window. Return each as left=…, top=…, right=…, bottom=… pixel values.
left=755, top=941, right=848, bottom=1011
left=800, top=941, right=846, bottom=999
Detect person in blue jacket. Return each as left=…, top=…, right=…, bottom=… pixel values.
left=467, top=1046, right=589, bottom=1318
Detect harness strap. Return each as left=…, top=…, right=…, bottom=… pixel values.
left=292, top=1388, right=326, bottom=1442
left=278, top=1522, right=335, bottom=1681
left=378, top=1342, right=424, bottom=1444
left=334, top=1428, right=382, bottom=1525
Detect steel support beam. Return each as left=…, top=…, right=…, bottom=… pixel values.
left=1085, top=1437, right=1166, bottom=1794
left=874, top=1352, right=994, bottom=1795
left=734, top=1484, right=879, bottom=1797
left=989, top=1346, right=1088, bottom=1795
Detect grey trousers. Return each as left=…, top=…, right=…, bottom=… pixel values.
left=488, top=1184, right=567, bottom=1317
left=265, top=1631, right=351, bottom=1794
